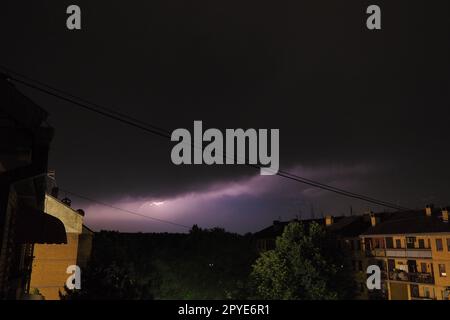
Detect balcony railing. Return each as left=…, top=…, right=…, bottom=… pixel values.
left=389, top=270, right=434, bottom=284
left=384, top=248, right=432, bottom=258
left=365, top=248, right=386, bottom=257
left=410, top=287, right=437, bottom=300
left=365, top=245, right=432, bottom=258
left=411, top=296, right=436, bottom=300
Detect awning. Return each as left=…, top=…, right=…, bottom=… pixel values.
left=14, top=206, right=67, bottom=244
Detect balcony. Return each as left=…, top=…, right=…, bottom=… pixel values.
left=385, top=248, right=432, bottom=259
left=411, top=296, right=436, bottom=300
left=389, top=270, right=434, bottom=284
left=366, top=248, right=386, bottom=257
left=410, top=285, right=437, bottom=300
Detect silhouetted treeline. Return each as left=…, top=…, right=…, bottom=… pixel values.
left=68, top=226, right=258, bottom=299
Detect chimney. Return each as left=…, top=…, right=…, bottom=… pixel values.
left=442, top=207, right=449, bottom=223
left=369, top=211, right=379, bottom=227
left=425, top=204, right=434, bottom=217
left=61, top=197, right=72, bottom=207
left=51, top=187, right=59, bottom=198
left=273, top=220, right=281, bottom=231
left=325, top=215, right=334, bottom=226
left=47, top=170, right=56, bottom=180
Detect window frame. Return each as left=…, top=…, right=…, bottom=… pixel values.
left=418, top=239, right=425, bottom=249
left=439, top=264, right=447, bottom=277
left=436, top=238, right=444, bottom=251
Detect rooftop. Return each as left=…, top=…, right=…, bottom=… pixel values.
left=361, top=210, right=450, bottom=236
left=254, top=207, right=450, bottom=239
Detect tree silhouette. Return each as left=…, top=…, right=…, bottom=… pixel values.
left=251, top=221, right=355, bottom=300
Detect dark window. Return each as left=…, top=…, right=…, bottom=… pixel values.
left=421, top=263, right=427, bottom=273
left=436, top=239, right=443, bottom=251
left=410, top=284, right=419, bottom=298
left=374, top=238, right=383, bottom=249
left=388, top=259, right=395, bottom=272
left=352, top=260, right=356, bottom=271
left=358, top=260, right=363, bottom=272
left=373, top=239, right=378, bottom=248
left=356, top=240, right=361, bottom=251
left=395, top=239, right=402, bottom=248
left=365, top=239, right=372, bottom=251
left=386, top=237, right=394, bottom=249
left=439, top=264, right=447, bottom=277
left=350, top=240, right=354, bottom=250
left=447, top=238, right=450, bottom=251
left=407, top=260, right=418, bottom=273
left=418, top=239, right=425, bottom=249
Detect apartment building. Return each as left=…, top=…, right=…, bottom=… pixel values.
left=254, top=205, right=450, bottom=300
left=325, top=215, right=373, bottom=299
left=254, top=214, right=373, bottom=299
left=360, top=206, right=450, bottom=300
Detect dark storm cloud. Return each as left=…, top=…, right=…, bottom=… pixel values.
left=1, top=0, right=449, bottom=231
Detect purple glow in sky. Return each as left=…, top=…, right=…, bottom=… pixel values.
left=81, top=163, right=382, bottom=234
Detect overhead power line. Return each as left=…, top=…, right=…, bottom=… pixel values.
left=61, top=189, right=190, bottom=229
left=0, top=66, right=411, bottom=212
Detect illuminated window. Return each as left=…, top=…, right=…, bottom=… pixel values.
left=439, top=264, right=446, bottom=277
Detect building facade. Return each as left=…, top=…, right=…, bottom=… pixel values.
left=29, top=193, right=93, bottom=300
left=361, top=207, right=450, bottom=300
left=254, top=214, right=373, bottom=299
left=254, top=206, right=450, bottom=300
left=0, top=74, right=67, bottom=299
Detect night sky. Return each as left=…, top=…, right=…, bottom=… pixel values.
left=1, top=1, right=449, bottom=233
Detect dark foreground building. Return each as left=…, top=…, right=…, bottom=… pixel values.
left=0, top=74, right=66, bottom=299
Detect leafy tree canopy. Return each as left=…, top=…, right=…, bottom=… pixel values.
left=251, top=221, right=355, bottom=300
